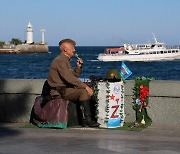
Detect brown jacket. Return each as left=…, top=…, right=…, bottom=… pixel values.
left=47, top=53, right=87, bottom=90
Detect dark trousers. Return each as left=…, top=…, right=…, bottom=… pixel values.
left=63, top=87, right=90, bottom=102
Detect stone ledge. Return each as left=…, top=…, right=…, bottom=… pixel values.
left=0, top=79, right=179, bottom=127
left=149, top=80, right=180, bottom=97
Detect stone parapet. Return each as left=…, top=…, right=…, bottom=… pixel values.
left=0, top=79, right=179, bottom=127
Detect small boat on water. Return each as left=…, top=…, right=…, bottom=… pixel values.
left=98, top=34, right=180, bottom=62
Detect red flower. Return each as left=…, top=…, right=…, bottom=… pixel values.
left=139, top=86, right=149, bottom=102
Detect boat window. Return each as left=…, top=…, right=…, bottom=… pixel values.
left=157, top=51, right=160, bottom=54
left=168, top=51, right=171, bottom=53
left=160, top=51, right=163, bottom=54
left=172, top=50, right=175, bottom=53
left=164, top=51, right=167, bottom=53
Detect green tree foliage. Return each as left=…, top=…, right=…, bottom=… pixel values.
left=10, top=38, right=22, bottom=45
left=0, top=41, right=5, bottom=48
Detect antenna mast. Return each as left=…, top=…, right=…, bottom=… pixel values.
left=152, top=33, right=158, bottom=43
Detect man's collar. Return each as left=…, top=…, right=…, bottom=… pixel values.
left=61, top=53, right=71, bottom=61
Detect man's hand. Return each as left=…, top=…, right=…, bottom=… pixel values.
left=77, top=58, right=83, bottom=67
left=85, top=86, right=94, bottom=97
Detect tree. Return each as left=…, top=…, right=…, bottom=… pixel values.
left=0, top=41, right=5, bottom=48
left=10, top=38, right=22, bottom=45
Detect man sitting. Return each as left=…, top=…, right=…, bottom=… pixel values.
left=47, top=39, right=99, bottom=127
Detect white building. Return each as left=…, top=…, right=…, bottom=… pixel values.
left=26, top=22, right=33, bottom=44
left=41, top=29, right=45, bottom=44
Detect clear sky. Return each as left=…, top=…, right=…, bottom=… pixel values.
left=1, top=0, right=180, bottom=46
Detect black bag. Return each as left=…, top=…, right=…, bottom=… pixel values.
left=41, top=80, right=51, bottom=96
left=41, top=80, right=52, bottom=108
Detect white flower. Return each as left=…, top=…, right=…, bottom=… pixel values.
left=136, top=98, right=141, bottom=105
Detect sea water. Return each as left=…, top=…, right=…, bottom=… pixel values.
left=0, top=46, right=180, bottom=80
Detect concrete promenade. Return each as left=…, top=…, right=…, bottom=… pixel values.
left=0, top=79, right=180, bottom=153
left=0, top=123, right=180, bottom=154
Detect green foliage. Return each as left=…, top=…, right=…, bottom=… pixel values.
left=131, top=76, right=154, bottom=127
left=105, top=81, right=110, bottom=122
left=92, top=82, right=100, bottom=118
left=0, top=41, right=5, bottom=48
left=10, top=38, right=22, bottom=45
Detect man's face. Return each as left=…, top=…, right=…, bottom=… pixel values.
left=64, top=43, right=75, bottom=58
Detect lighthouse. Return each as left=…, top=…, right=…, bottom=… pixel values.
left=26, top=22, right=33, bottom=44
left=41, top=29, right=45, bottom=44
left=14, top=22, right=48, bottom=53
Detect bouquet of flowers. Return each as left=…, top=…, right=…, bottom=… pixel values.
left=131, top=76, right=154, bottom=128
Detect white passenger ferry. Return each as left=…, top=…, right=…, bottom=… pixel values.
left=98, top=34, right=180, bottom=61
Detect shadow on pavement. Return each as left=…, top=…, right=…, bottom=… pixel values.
left=0, top=124, right=21, bottom=138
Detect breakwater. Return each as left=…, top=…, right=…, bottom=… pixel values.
left=0, top=79, right=179, bottom=127
left=0, top=44, right=48, bottom=53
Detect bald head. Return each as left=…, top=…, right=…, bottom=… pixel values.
left=59, top=39, right=76, bottom=47
left=59, top=39, right=76, bottom=58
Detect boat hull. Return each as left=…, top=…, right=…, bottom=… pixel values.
left=98, top=53, right=180, bottom=62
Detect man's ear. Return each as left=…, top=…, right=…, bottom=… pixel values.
left=64, top=48, right=67, bottom=52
